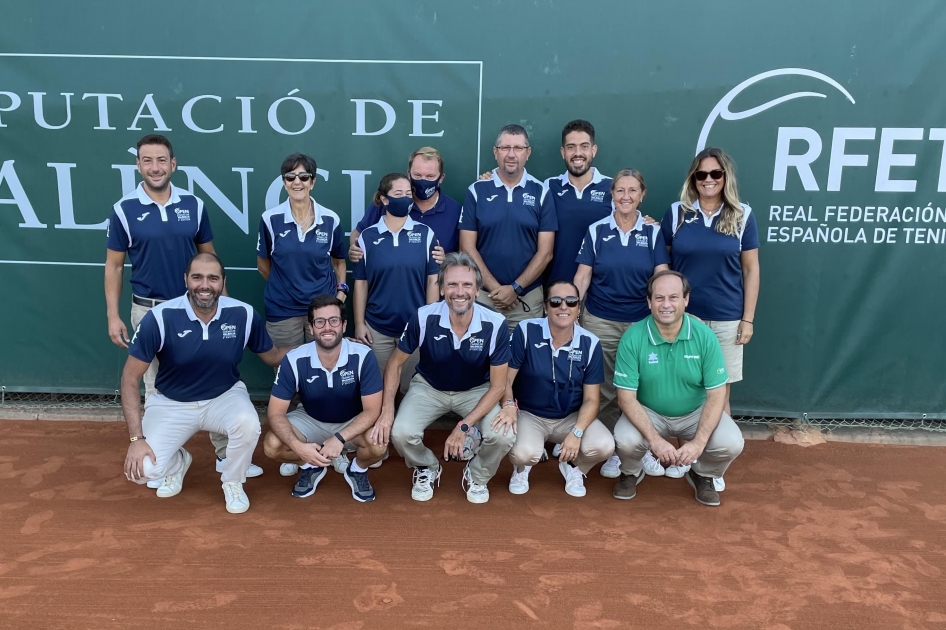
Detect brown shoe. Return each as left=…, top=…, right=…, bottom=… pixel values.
left=612, top=470, right=644, bottom=500
left=685, top=469, right=721, bottom=506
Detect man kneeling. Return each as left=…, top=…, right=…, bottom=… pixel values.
left=264, top=295, right=386, bottom=502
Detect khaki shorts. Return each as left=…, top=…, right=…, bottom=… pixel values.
left=477, top=286, right=543, bottom=334
left=704, top=320, right=743, bottom=383
left=266, top=316, right=314, bottom=347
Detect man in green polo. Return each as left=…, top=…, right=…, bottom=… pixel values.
left=610, top=270, right=745, bottom=506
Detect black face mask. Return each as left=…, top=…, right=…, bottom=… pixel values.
left=385, top=196, right=413, bottom=217
left=410, top=177, right=440, bottom=201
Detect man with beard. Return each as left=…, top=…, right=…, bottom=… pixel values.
left=121, top=253, right=289, bottom=513
left=262, top=295, right=387, bottom=502
left=371, top=253, right=513, bottom=504
left=106, top=134, right=264, bottom=489
left=544, top=120, right=614, bottom=285
left=460, top=125, right=557, bottom=332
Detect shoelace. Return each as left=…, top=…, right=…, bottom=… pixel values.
left=511, top=469, right=529, bottom=485
left=564, top=465, right=585, bottom=486
left=222, top=482, right=243, bottom=502
left=350, top=470, right=371, bottom=492
left=414, top=468, right=439, bottom=489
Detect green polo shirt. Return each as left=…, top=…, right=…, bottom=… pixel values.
left=613, top=314, right=727, bottom=417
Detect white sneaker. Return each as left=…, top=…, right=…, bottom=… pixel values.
left=714, top=477, right=726, bottom=492
left=460, top=426, right=483, bottom=461
left=600, top=454, right=621, bottom=478
left=665, top=464, right=690, bottom=478
left=331, top=452, right=349, bottom=474
left=411, top=466, right=441, bottom=502
left=369, top=449, right=389, bottom=469
left=551, top=444, right=562, bottom=458
left=215, top=458, right=264, bottom=478
left=279, top=463, right=299, bottom=476
left=222, top=481, right=250, bottom=514
left=509, top=466, right=532, bottom=495
left=642, top=451, right=666, bottom=476
left=559, top=461, right=587, bottom=497
left=156, top=449, right=193, bottom=498
left=462, top=462, right=489, bottom=504
left=146, top=479, right=161, bottom=489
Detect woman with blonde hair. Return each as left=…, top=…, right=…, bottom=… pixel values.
left=658, top=147, right=760, bottom=483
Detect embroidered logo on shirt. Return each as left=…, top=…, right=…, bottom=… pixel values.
left=177, top=330, right=192, bottom=338
left=590, top=190, right=606, bottom=203
left=174, top=208, right=191, bottom=221
left=534, top=342, right=549, bottom=349
left=307, top=375, right=319, bottom=383
left=408, top=232, right=422, bottom=244
left=468, top=337, right=485, bottom=352
left=602, top=235, right=616, bottom=242
left=522, top=193, right=536, bottom=207
left=279, top=230, right=291, bottom=238
left=568, top=349, right=583, bottom=362
left=434, top=334, right=447, bottom=341
left=316, top=230, right=329, bottom=244
left=220, top=324, right=237, bottom=339
left=557, top=190, right=568, bottom=197
left=486, top=195, right=499, bottom=202
left=648, top=352, right=659, bottom=365
left=717, top=367, right=725, bottom=374
left=684, top=354, right=701, bottom=360
left=340, top=369, right=355, bottom=385
left=635, top=234, right=649, bottom=247
left=373, top=238, right=384, bottom=245
left=137, top=212, right=150, bottom=221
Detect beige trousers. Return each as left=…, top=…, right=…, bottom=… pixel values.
left=580, top=310, right=634, bottom=431
left=508, top=411, right=614, bottom=474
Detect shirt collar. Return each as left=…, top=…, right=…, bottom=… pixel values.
left=135, top=182, right=182, bottom=207
left=280, top=197, right=324, bottom=227
left=308, top=338, right=352, bottom=374
left=436, top=301, right=485, bottom=340
left=645, top=314, right=693, bottom=345
left=182, top=294, right=222, bottom=325
left=607, top=208, right=645, bottom=233
left=491, top=168, right=530, bottom=190
left=537, top=318, right=579, bottom=355
left=374, top=215, right=417, bottom=235
left=557, top=167, right=606, bottom=189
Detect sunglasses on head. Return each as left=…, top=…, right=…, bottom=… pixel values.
left=283, top=172, right=314, bottom=182
left=548, top=296, right=580, bottom=308
left=694, top=169, right=725, bottom=181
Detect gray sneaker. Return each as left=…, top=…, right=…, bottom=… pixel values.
left=612, top=470, right=644, bottom=500
left=343, top=463, right=376, bottom=502
left=686, top=469, right=721, bottom=506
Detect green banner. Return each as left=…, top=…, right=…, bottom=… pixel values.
left=1, top=1, right=943, bottom=418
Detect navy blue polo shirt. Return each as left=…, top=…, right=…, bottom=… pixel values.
left=129, top=295, right=273, bottom=403
left=353, top=217, right=439, bottom=338
left=576, top=212, right=670, bottom=322
left=355, top=193, right=462, bottom=254
left=271, top=339, right=383, bottom=424
left=397, top=301, right=510, bottom=392
left=459, top=169, right=557, bottom=293
left=106, top=184, right=214, bottom=301
left=544, top=169, right=613, bottom=284
left=660, top=201, right=759, bottom=321
left=510, top=318, right=604, bottom=419
left=257, top=198, right=345, bottom=322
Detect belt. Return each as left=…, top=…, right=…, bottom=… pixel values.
left=132, top=295, right=166, bottom=308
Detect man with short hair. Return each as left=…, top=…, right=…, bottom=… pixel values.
left=460, top=124, right=557, bottom=331
left=544, top=119, right=613, bottom=285
left=121, top=253, right=289, bottom=514
left=349, top=146, right=461, bottom=261
left=611, top=270, right=745, bottom=506
left=105, top=134, right=263, bottom=488
left=371, top=253, right=513, bottom=504
left=263, top=295, right=387, bottom=502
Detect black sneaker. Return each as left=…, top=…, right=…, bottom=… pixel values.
left=292, top=466, right=327, bottom=498
left=685, top=469, right=721, bottom=506
left=343, top=463, right=377, bottom=503
left=612, top=470, right=645, bottom=500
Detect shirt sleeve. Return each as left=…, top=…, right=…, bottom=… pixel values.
left=458, top=187, right=478, bottom=231
left=270, top=355, right=298, bottom=401
left=358, top=351, right=383, bottom=396
left=256, top=217, right=272, bottom=260
left=585, top=340, right=605, bottom=385
left=106, top=209, right=129, bottom=252
left=701, top=322, right=729, bottom=390
left=352, top=234, right=368, bottom=280
left=538, top=184, right=558, bottom=232
left=652, top=226, right=671, bottom=267
left=660, top=209, right=675, bottom=247
left=195, top=201, right=214, bottom=244
left=330, top=219, right=345, bottom=259
left=425, top=228, right=440, bottom=275
left=575, top=227, right=595, bottom=266
left=355, top=203, right=382, bottom=234
left=128, top=310, right=161, bottom=364
left=396, top=313, right=421, bottom=355
left=741, top=209, right=760, bottom=251
left=509, top=323, right=526, bottom=370
left=489, top=321, right=512, bottom=366
left=612, top=329, right=640, bottom=391
left=247, top=309, right=274, bottom=354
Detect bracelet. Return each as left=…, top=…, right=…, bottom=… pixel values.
left=129, top=435, right=146, bottom=442
left=334, top=432, right=346, bottom=444
left=741, top=319, right=753, bottom=325
left=501, top=399, right=516, bottom=409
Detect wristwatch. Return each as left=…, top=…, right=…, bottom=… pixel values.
left=571, top=427, right=584, bottom=438
left=458, top=421, right=470, bottom=433
left=511, top=282, right=524, bottom=296
left=336, top=282, right=350, bottom=294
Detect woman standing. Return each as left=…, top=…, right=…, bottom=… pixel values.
left=353, top=173, right=440, bottom=393
left=257, top=153, right=348, bottom=346
left=573, top=169, right=669, bottom=478
left=658, top=147, right=760, bottom=483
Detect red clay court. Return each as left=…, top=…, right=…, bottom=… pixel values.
left=1, top=421, right=944, bottom=629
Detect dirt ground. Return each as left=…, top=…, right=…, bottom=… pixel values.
left=1, top=421, right=944, bottom=630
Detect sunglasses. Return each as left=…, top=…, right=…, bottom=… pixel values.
left=283, top=172, right=314, bottom=182
left=547, top=296, right=580, bottom=308
left=694, top=169, right=725, bottom=181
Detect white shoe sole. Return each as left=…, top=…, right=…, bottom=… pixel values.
left=508, top=484, right=529, bottom=495
left=411, top=490, right=434, bottom=502
left=466, top=491, right=489, bottom=504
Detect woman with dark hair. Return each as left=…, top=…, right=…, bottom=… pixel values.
left=353, top=173, right=440, bottom=393
left=658, top=147, right=760, bottom=483
left=257, top=153, right=348, bottom=347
